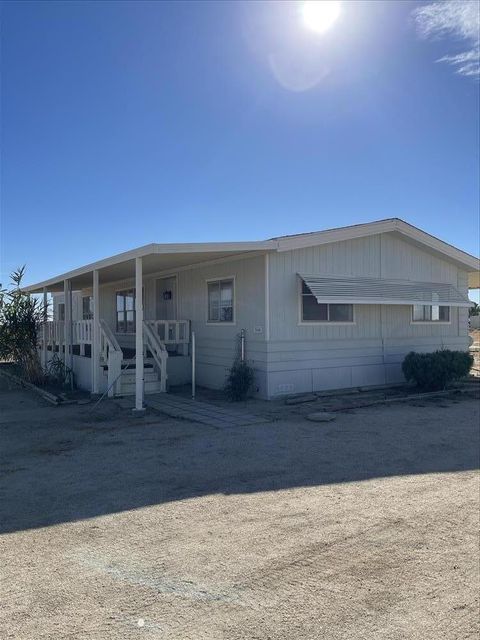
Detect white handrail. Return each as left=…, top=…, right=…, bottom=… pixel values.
left=99, top=319, right=123, bottom=397
left=99, top=319, right=122, bottom=359
left=143, top=321, right=168, bottom=392
left=145, top=320, right=190, bottom=345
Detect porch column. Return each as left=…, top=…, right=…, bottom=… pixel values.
left=134, top=257, right=145, bottom=412
left=64, top=279, right=73, bottom=371
left=42, top=287, right=48, bottom=371
left=92, top=269, right=100, bottom=394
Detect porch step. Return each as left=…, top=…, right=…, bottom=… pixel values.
left=101, top=361, right=155, bottom=371
left=102, top=361, right=163, bottom=396
left=119, top=380, right=162, bottom=395
left=117, top=371, right=159, bottom=384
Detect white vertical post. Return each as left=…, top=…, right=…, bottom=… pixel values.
left=191, top=330, right=196, bottom=400
left=42, top=287, right=48, bottom=371
left=265, top=253, right=270, bottom=342
left=135, top=257, right=144, bottom=412
left=92, top=269, right=100, bottom=394
left=64, top=279, right=72, bottom=371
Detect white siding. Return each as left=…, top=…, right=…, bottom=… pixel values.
left=176, top=255, right=267, bottom=395
left=79, top=255, right=268, bottom=395
left=266, top=232, right=470, bottom=397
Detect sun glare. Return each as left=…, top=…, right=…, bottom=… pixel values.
left=302, top=1, right=341, bottom=34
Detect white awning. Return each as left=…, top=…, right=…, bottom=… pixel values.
left=299, top=274, right=473, bottom=307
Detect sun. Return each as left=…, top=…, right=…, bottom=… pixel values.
left=301, top=1, right=342, bottom=34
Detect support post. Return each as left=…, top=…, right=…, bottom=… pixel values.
left=134, top=257, right=145, bottom=413
left=64, top=279, right=73, bottom=372
left=42, top=287, right=48, bottom=371
left=191, top=330, right=196, bottom=400
left=92, top=270, right=100, bottom=394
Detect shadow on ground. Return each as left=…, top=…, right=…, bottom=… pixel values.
left=0, top=377, right=478, bottom=534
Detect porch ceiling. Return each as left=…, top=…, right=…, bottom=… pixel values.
left=24, top=243, right=275, bottom=293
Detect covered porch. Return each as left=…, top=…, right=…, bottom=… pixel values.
left=25, top=240, right=273, bottom=412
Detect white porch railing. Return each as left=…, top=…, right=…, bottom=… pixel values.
left=143, top=321, right=168, bottom=392
left=40, top=320, right=64, bottom=349
left=39, top=318, right=186, bottom=397
left=99, top=319, right=123, bottom=397
left=145, top=320, right=190, bottom=353
left=72, top=319, right=93, bottom=346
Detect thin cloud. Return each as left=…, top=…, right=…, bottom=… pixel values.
left=413, top=0, right=480, bottom=78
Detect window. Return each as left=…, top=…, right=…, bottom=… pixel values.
left=412, top=305, right=450, bottom=323
left=57, top=303, right=65, bottom=322
left=208, top=279, right=234, bottom=323
left=116, top=289, right=136, bottom=332
left=82, top=296, right=93, bottom=320
left=301, top=281, right=353, bottom=323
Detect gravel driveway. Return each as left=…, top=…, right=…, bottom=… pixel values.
left=1, top=378, right=479, bottom=639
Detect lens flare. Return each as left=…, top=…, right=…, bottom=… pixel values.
left=302, top=1, right=341, bottom=34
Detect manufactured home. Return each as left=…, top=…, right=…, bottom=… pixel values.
left=24, top=219, right=479, bottom=409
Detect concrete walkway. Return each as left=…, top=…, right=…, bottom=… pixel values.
left=145, top=393, right=268, bottom=427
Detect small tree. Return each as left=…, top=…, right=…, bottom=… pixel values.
left=0, top=266, right=46, bottom=383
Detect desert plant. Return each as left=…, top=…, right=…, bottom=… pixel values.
left=224, top=360, right=255, bottom=401
left=46, top=353, right=74, bottom=389
left=402, top=349, right=473, bottom=391
left=0, top=266, right=46, bottom=384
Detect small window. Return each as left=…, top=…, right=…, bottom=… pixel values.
left=57, top=303, right=65, bottom=322
left=82, top=296, right=93, bottom=320
left=116, top=289, right=136, bottom=332
left=301, top=281, right=353, bottom=323
left=208, top=279, right=234, bottom=323
left=412, top=305, right=450, bottom=323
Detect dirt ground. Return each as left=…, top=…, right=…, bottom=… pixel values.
left=1, top=378, right=479, bottom=640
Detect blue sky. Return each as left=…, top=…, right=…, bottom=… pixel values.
left=1, top=0, right=479, bottom=290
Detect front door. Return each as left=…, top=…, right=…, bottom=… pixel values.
left=156, top=277, right=177, bottom=320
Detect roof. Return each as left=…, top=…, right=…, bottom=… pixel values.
left=23, top=218, right=479, bottom=293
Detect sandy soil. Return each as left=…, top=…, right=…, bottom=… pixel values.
left=0, top=378, right=479, bottom=640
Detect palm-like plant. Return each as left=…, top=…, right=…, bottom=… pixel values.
left=0, top=266, right=46, bottom=383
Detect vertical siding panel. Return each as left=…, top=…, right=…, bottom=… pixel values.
left=266, top=232, right=468, bottom=397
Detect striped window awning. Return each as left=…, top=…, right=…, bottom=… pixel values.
left=299, top=274, right=473, bottom=307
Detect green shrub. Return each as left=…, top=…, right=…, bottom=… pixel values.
left=402, top=350, right=473, bottom=391
left=224, top=360, right=255, bottom=401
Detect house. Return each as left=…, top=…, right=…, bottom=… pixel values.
left=24, top=218, right=479, bottom=410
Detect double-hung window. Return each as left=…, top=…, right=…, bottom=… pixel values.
left=207, top=279, right=234, bottom=323
left=82, top=296, right=93, bottom=320
left=116, top=289, right=136, bottom=333
left=412, top=305, right=450, bottom=323
left=301, top=281, right=353, bottom=323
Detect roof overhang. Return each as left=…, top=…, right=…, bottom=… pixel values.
left=23, top=218, right=479, bottom=294
left=24, top=241, right=277, bottom=293
left=300, top=274, right=474, bottom=307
